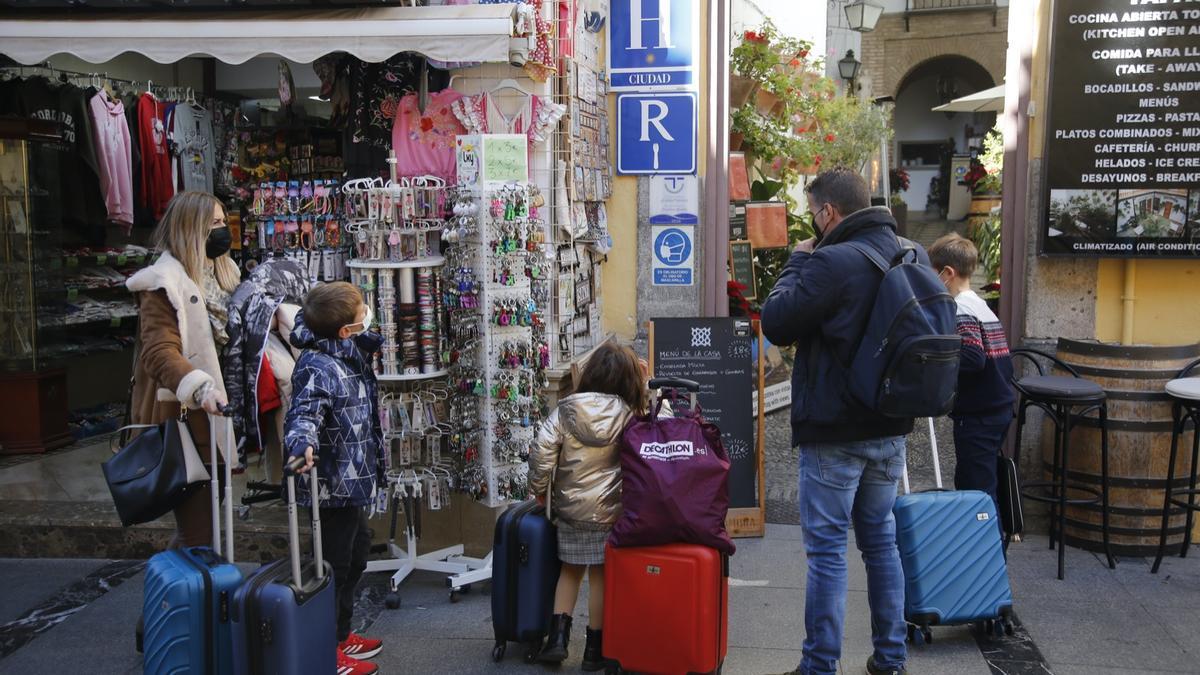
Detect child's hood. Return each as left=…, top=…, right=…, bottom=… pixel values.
left=558, top=392, right=632, bottom=447
left=289, top=310, right=383, bottom=361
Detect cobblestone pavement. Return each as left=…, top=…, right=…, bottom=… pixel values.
left=764, top=409, right=957, bottom=525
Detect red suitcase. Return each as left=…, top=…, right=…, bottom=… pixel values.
left=602, top=542, right=728, bottom=675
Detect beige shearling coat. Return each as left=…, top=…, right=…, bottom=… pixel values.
left=125, top=252, right=231, bottom=458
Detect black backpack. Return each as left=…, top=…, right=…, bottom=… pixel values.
left=843, top=240, right=961, bottom=418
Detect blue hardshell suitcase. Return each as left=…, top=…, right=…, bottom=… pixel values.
left=231, top=458, right=336, bottom=675
left=490, top=500, right=561, bottom=663
left=893, top=420, right=1014, bottom=643
left=143, top=547, right=243, bottom=674
left=143, top=415, right=242, bottom=675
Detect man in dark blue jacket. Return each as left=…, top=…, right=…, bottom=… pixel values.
left=762, top=169, right=914, bottom=675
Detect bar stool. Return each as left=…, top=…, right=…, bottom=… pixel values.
left=1152, top=359, right=1200, bottom=574
left=1011, top=348, right=1117, bottom=580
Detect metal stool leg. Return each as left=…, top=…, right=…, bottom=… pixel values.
left=1183, top=406, right=1200, bottom=559
left=1058, top=406, right=1072, bottom=580
left=1153, top=402, right=1183, bottom=574
left=1049, top=405, right=1064, bottom=552
left=1100, top=401, right=1116, bottom=569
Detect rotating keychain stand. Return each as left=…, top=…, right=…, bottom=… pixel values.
left=365, top=469, right=492, bottom=607
left=362, top=153, right=493, bottom=607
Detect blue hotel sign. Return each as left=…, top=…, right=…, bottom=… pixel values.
left=608, top=0, right=698, bottom=91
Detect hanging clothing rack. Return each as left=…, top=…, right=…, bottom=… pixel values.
left=0, top=60, right=208, bottom=100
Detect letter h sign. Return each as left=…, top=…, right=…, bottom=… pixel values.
left=608, top=0, right=697, bottom=92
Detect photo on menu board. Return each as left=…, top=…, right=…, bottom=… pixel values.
left=1046, top=189, right=1116, bottom=241
left=1116, top=189, right=1188, bottom=239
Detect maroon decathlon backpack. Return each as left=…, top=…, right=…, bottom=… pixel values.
left=610, top=379, right=735, bottom=555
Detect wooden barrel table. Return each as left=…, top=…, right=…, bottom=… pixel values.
left=1050, top=339, right=1200, bottom=556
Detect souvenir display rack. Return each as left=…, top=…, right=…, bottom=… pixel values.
left=354, top=156, right=490, bottom=601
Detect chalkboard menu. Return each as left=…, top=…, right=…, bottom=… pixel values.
left=650, top=318, right=758, bottom=509
left=729, top=240, right=756, bottom=299
left=1042, top=0, right=1200, bottom=257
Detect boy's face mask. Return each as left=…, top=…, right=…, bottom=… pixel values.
left=343, top=304, right=372, bottom=337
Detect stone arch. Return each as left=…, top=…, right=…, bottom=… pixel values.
left=859, top=8, right=1009, bottom=101
left=894, top=54, right=996, bottom=102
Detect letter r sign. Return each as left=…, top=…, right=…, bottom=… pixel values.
left=617, top=92, right=697, bottom=175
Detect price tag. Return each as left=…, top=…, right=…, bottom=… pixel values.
left=67, top=288, right=78, bottom=301
left=66, top=257, right=78, bottom=268
left=110, top=317, right=122, bottom=328
left=97, top=254, right=107, bottom=265
left=135, top=255, right=146, bottom=265
left=117, top=255, right=127, bottom=266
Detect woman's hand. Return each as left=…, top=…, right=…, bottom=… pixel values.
left=199, top=385, right=229, bottom=416
left=295, top=446, right=315, bottom=474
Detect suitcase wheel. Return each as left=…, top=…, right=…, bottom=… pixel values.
left=522, top=643, right=540, bottom=663
left=492, top=643, right=506, bottom=662
left=906, top=624, right=932, bottom=645
left=385, top=592, right=401, bottom=610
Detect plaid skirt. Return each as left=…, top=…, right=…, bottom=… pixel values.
left=556, top=521, right=611, bottom=566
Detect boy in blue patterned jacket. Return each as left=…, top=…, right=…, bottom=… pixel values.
left=285, top=281, right=385, bottom=675
left=929, top=234, right=1016, bottom=506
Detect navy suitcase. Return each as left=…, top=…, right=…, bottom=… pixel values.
left=894, top=420, right=1014, bottom=643
left=143, top=415, right=242, bottom=674
left=232, top=457, right=336, bottom=675
left=490, top=500, right=561, bottom=663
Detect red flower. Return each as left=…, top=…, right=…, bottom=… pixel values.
left=814, top=154, right=823, bottom=166
left=789, top=58, right=801, bottom=67
left=825, top=133, right=836, bottom=143
left=797, top=49, right=809, bottom=58
left=419, top=117, right=435, bottom=132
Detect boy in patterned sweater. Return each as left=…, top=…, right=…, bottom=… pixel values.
left=929, top=234, right=1016, bottom=504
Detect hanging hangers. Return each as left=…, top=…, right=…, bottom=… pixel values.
left=490, top=79, right=529, bottom=96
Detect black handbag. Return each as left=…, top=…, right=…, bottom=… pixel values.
left=102, top=413, right=209, bottom=527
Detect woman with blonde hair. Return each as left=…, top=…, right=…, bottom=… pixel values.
left=125, top=190, right=241, bottom=548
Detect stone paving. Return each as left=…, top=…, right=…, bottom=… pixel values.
left=3, top=525, right=1198, bottom=674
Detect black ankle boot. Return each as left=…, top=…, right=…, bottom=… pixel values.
left=581, top=627, right=606, bottom=671
left=538, top=613, right=572, bottom=663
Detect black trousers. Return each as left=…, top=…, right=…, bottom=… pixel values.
left=313, top=505, right=372, bottom=642
left=952, top=415, right=1012, bottom=505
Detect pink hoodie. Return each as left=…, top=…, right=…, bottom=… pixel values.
left=89, top=90, right=134, bottom=226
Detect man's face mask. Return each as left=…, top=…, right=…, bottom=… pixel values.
left=344, top=304, right=372, bottom=337
left=811, top=204, right=829, bottom=244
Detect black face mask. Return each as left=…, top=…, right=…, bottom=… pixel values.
left=206, top=227, right=232, bottom=259
left=812, top=208, right=827, bottom=245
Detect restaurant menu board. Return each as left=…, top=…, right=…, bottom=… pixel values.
left=651, top=318, right=758, bottom=509
left=1042, top=0, right=1200, bottom=257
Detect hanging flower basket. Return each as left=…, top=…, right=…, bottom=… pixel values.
left=730, top=74, right=758, bottom=108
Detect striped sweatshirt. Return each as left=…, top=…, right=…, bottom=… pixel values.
left=952, top=290, right=1016, bottom=420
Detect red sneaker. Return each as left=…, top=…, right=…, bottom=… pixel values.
left=337, top=648, right=378, bottom=675
left=339, top=633, right=384, bottom=660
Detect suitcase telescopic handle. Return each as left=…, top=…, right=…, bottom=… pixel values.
left=648, top=377, right=700, bottom=391
left=208, top=413, right=236, bottom=563
left=284, top=455, right=326, bottom=586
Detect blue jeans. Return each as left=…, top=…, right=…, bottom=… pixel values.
left=798, top=437, right=907, bottom=675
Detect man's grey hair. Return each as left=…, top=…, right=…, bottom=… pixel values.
left=805, top=167, right=870, bottom=216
